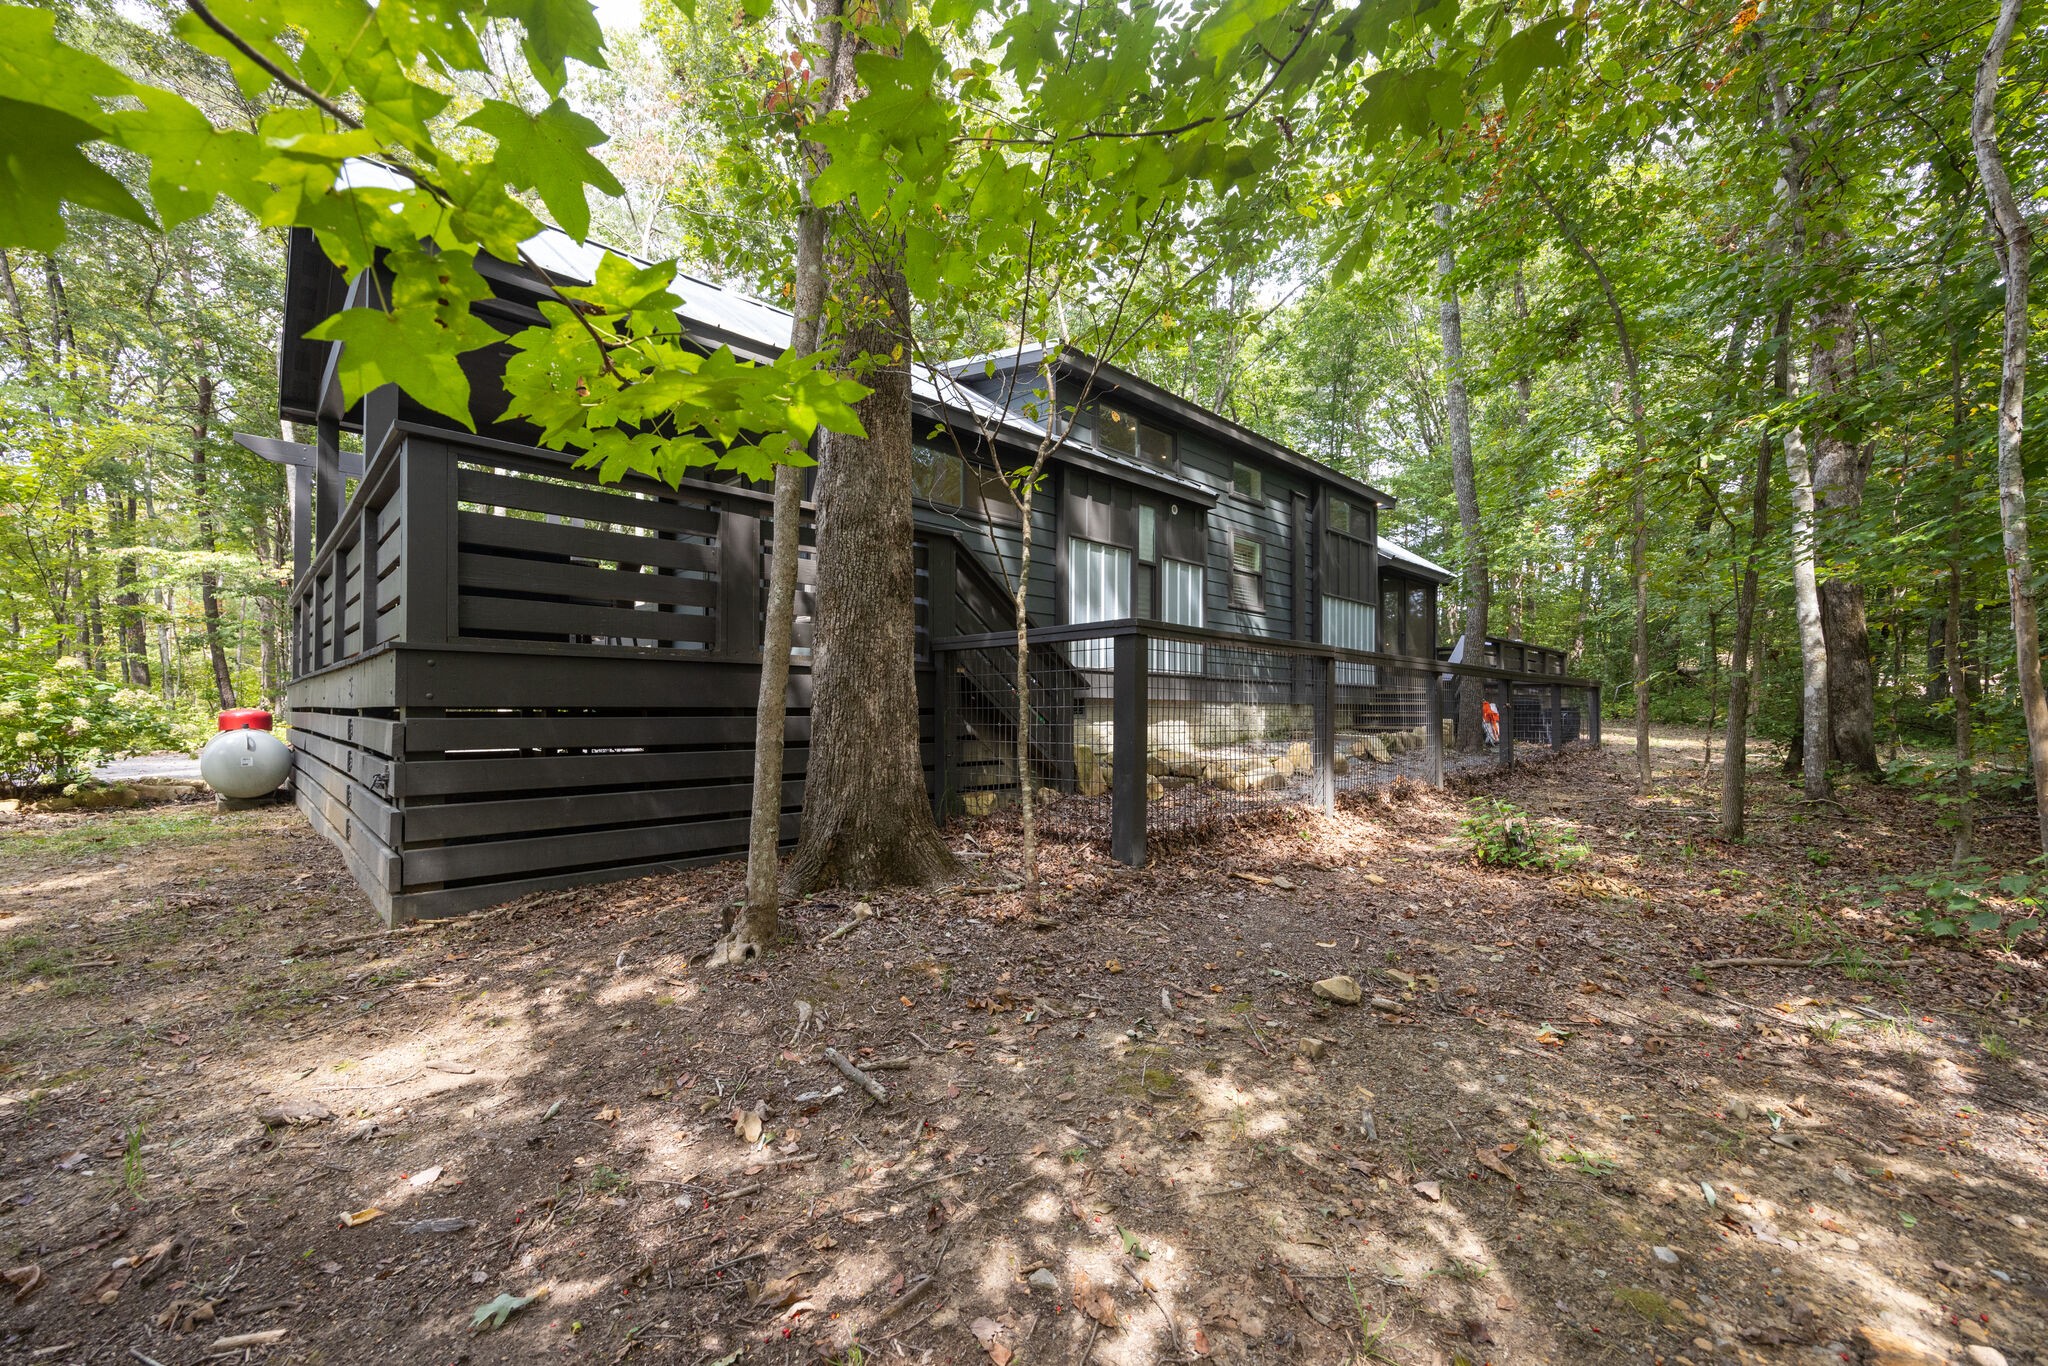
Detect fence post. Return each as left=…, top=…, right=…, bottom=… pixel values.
left=931, top=647, right=953, bottom=822
left=1551, top=682, right=1565, bottom=752
left=1589, top=685, right=1602, bottom=746
left=1424, top=667, right=1445, bottom=788
left=1315, top=654, right=1336, bottom=812
left=1497, top=679, right=1514, bottom=770
left=1111, top=630, right=1148, bottom=867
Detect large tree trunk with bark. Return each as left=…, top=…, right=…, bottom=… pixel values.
left=1971, top=0, right=2048, bottom=856
left=1770, top=73, right=1830, bottom=802
left=1807, top=289, right=1877, bottom=772
left=788, top=239, right=954, bottom=893
left=1722, top=424, right=1773, bottom=840
left=1435, top=204, right=1488, bottom=753
left=714, top=0, right=851, bottom=967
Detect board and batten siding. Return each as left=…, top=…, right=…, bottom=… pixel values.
left=1172, top=429, right=1300, bottom=638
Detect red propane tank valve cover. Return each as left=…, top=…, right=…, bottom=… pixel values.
left=218, top=708, right=273, bottom=732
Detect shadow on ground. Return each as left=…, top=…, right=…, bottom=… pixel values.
left=2, top=731, right=2044, bottom=1365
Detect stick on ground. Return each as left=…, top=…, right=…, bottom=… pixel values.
left=823, top=1048, right=888, bottom=1102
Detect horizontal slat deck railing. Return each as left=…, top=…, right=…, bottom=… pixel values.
left=285, top=425, right=938, bottom=924
left=931, top=619, right=1600, bottom=867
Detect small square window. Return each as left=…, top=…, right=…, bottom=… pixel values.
left=1137, top=426, right=1173, bottom=464
left=1232, top=462, right=1263, bottom=502
left=1328, top=499, right=1351, bottom=535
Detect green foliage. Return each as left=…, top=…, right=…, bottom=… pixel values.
left=1460, top=798, right=1586, bottom=872
left=1873, top=858, right=2048, bottom=942
left=0, top=659, right=179, bottom=791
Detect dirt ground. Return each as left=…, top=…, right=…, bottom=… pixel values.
left=3, top=728, right=2045, bottom=1366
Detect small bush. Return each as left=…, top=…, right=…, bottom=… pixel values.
left=1460, top=798, right=1587, bottom=872
left=0, top=658, right=180, bottom=792
left=1872, top=858, right=2046, bottom=941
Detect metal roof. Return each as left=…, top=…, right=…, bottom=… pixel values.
left=1377, top=537, right=1454, bottom=582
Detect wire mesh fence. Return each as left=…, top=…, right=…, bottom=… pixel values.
left=932, top=622, right=1600, bottom=861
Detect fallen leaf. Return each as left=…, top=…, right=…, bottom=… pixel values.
left=733, top=1109, right=763, bottom=1145
left=1413, top=1180, right=1442, bottom=1203
left=470, top=1288, right=544, bottom=1330
left=746, top=1274, right=805, bottom=1309
left=1072, top=1269, right=1118, bottom=1326
left=256, top=1100, right=335, bottom=1127
left=1475, top=1149, right=1514, bottom=1180
left=339, top=1207, right=386, bottom=1227
left=4, top=1264, right=45, bottom=1304
left=408, top=1166, right=444, bottom=1188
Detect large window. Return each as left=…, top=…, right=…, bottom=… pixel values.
left=912, top=445, right=965, bottom=507
left=1153, top=558, right=1204, bottom=674
left=1066, top=537, right=1130, bottom=670
left=1096, top=405, right=1174, bottom=465
left=1323, top=594, right=1376, bottom=685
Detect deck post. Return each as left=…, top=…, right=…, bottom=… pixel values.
left=1111, top=629, right=1148, bottom=868
left=1551, top=682, right=1566, bottom=751
left=1314, top=653, right=1336, bottom=812
left=397, top=439, right=457, bottom=645
left=1589, top=685, right=1602, bottom=746
left=1497, top=679, right=1514, bottom=770
left=315, top=410, right=343, bottom=548
left=1424, top=667, right=1445, bottom=788
left=715, top=508, right=764, bottom=660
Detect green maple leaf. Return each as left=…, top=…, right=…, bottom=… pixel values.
left=112, top=89, right=267, bottom=229
left=305, top=305, right=499, bottom=431
left=0, top=99, right=153, bottom=250
left=463, top=97, right=624, bottom=242
left=484, top=0, right=606, bottom=97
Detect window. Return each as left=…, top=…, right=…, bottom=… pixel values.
left=1229, top=533, right=1264, bottom=613
left=1096, top=405, right=1173, bottom=465
left=1323, top=594, right=1376, bottom=686
left=1153, top=558, right=1204, bottom=674
left=911, top=445, right=965, bottom=508
left=1327, top=498, right=1351, bottom=535
left=1232, top=462, right=1263, bottom=502
left=1066, top=537, right=1130, bottom=670
left=1137, top=505, right=1156, bottom=563
left=1405, top=585, right=1431, bottom=658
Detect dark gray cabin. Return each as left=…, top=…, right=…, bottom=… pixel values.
left=261, top=228, right=1584, bottom=924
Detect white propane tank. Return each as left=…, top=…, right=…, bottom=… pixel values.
left=199, top=727, right=292, bottom=799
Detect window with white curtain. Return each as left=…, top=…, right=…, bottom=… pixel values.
left=1152, top=558, right=1204, bottom=674
left=1066, top=537, right=1130, bottom=670
left=1323, top=593, right=1376, bottom=686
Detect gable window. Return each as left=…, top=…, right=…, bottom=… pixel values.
left=1232, top=462, right=1263, bottom=503
left=1096, top=405, right=1174, bottom=465
left=1066, top=537, right=1130, bottom=670
left=1229, top=532, right=1264, bottom=613
left=1327, top=498, right=1351, bottom=535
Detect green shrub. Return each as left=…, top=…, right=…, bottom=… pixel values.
left=0, top=658, right=180, bottom=792
left=1872, top=857, right=2046, bottom=941
left=1460, top=798, right=1587, bottom=871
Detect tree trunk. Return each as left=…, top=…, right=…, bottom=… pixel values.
left=1770, top=73, right=1830, bottom=801
left=1808, top=291, right=1877, bottom=772
left=715, top=0, right=851, bottom=966
left=1435, top=204, right=1488, bottom=753
left=1722, top=424, right=1773, bottom=840
left=788, top=230, right=954, bottom=893
left=1530, top=178, right=1652, bottom=792
left=1971, top=0, right=2048, bottom=856
left=189, top=364, right=237, bottom=711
